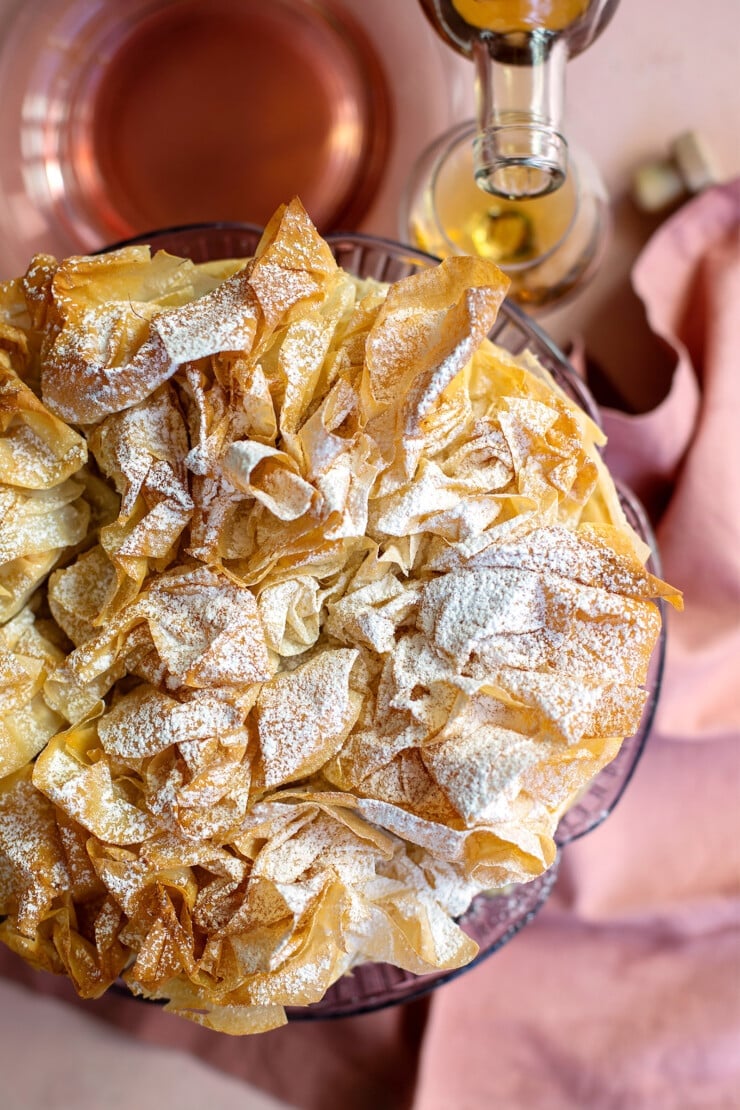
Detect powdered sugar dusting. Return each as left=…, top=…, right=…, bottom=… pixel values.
left=0, top=207, right=677, bottom=1033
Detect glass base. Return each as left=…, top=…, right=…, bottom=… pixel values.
left=401, top=120, right=611, bottom=312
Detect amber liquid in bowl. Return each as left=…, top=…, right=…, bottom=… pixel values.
left=89, top=0, right=385, bottom=235
left=93, top=3, right=349, bottom=231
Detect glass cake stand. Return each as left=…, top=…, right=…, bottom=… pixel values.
left=100, top=224, right=665, bottom=1019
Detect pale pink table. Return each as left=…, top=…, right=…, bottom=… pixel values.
left=2, top=2, right=738, bottom=1108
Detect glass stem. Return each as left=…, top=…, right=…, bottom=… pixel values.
left=473, top=32, right=569, bottom=199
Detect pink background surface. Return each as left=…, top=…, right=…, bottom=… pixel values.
left=2, top=2, right=740, bottom=1107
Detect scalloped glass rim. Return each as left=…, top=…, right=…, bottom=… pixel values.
left=88, top=222, right=663, bottom=1019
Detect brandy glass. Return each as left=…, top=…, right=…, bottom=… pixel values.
left=417, top=0, right=620, bottom=199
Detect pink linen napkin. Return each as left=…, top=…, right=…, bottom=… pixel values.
left=604, top=180, right=740, bottom=742
left=2, top=182, right=739, bottom=1110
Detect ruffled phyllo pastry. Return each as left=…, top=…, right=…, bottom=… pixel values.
left=0, top=201, right=681, bottom=1033
left=0, top=297, right=88, bottom=624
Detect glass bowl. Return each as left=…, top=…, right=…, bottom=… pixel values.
left=99, top=223, right=664, bottom=1019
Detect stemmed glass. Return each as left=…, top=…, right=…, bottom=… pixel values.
left=404, top=2, right=621, bottom=309
left=416, top=1, right=620, bottom=199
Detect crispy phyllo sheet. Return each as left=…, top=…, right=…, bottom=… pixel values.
left=0, top=200, right=681, bottom=1033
